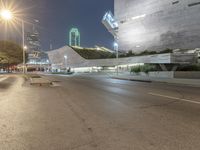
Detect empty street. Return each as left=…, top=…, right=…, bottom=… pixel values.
left=0, top=74, right=200, bottom=150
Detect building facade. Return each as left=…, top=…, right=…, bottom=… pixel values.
left=115, top=0, right=200, bottom=52
left=48, top=46, right=197, bottom=71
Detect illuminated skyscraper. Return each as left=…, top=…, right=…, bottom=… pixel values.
left=26, top=21, right=41, bottom=52
left=26, top=20, right=49, bottom=64
left=69, top=28, right=80, bottom=47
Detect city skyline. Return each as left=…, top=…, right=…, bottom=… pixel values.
left=0, top=0, right=114, bottom=51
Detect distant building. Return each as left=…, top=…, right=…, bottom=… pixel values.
left=69, top=28, right=80, bottom=47
left=26, top=24, right=41, bottom=53
left=103, top=0, right=200, bottom=52
left=26, top=21, right=49, bottom=65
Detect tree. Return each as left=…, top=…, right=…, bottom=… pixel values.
left=0, top=41, right=23, bottom=65
left=0, top=41, right=24, bottom=72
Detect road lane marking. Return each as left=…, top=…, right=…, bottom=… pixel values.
left=149, top=92, right=200, bottom=105
left=0, top=77, right=8, bottom=82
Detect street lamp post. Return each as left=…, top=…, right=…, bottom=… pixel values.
left=1, top=9, right=26, bottom=74
left=114, top=41, right=119, bottom=75
left=64, top=55, right=67, bottom=73
left=22, top=20, right=26, bottom=74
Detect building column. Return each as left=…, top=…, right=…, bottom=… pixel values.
left=159, top=64, right=168, bottom=71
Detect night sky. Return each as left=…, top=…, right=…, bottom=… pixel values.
left=18, top=0, right=114, bottom=50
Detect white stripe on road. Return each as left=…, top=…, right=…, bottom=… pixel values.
left=0, top=77, right=8, bottom=82
left=149, top=92, right=200, bottom=105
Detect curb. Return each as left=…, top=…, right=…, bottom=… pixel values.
left=152, top=80, right=200, bottom=88
left=112, top=77, right=152, bottom=83
left=112, top=76, right=200, bottom=88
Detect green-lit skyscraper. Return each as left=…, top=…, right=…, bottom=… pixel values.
left=69, top=28, right=80, bottom=46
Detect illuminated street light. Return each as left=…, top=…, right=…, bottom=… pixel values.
left=1, top=8, right=26, bottom=73
left=24, top=46, right=28, bottom=50
left=113, top=42, right=118, bottom=50
left=0, top=9, right=13, bottom=20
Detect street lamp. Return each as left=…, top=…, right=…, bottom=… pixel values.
left=114, top=42, right=119, bottom=75
left=24, top=45, right=28, bottom=50
left=0, top=9, right=13, bottom=20
left=0, top=9, right=26, bottom=74
left=64, top=55, right=67, bottom=72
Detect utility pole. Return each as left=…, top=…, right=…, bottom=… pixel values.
left=22, top=20, right=26, bottom=74
left=114, top=39, right=119, bottom=76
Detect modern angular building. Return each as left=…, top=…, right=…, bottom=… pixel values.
left=114, top=0, right=200, bottom=52
left=48, top=45, right=197, bottom=72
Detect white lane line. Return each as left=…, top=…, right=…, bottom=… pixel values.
left=149, top=92, right=200, bottom=105
left=0, top=77, right=8, bottom=82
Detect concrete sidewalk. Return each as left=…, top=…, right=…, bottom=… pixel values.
left=112, top=75, right=200, bottom=87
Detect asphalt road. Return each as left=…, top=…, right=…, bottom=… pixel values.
left=0, top=74, right=200, bottom=150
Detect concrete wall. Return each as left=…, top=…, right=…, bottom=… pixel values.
left=149, top=72, right=174, bottom=78
left=115, top=0, right=200, bottom=52
left=148, top=71, right=200, bottom=79
left=174, top=71, right=200, bottom=79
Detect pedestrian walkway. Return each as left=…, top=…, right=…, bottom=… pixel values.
left=112, top=74, right=200, bottom=87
